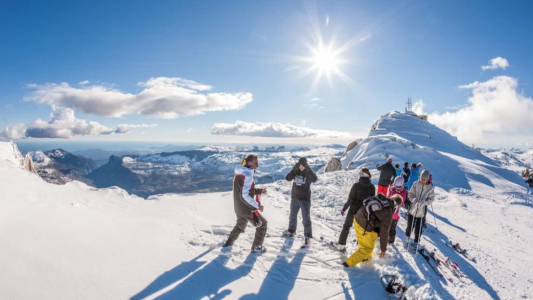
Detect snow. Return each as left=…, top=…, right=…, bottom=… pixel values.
left=29, top=150, right=53, bottom=166
left=1, top=110, right=533, bottom=300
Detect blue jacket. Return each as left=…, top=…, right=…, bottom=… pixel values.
left=406, top=168, right=420, bottom=190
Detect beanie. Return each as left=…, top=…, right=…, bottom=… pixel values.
left=420, top=169, right=431, bottom=180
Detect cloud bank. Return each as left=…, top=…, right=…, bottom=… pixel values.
left=1, top=106, right=156, bottom=140
left=481, top=57, right=509, bottom=71
left=429, top=76, right=533, bottom=144
left=211, top=121, right=351, bottom=138
left=24, top=77, right=253, bottom=119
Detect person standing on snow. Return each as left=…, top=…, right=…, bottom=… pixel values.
left=282, top=157, right=318, bottom=245
left=405, top=169, right=435, bottom=250
left=376, top=158, right=396, bottom=195
left=343, top=194, right=402, bottom=267
left=387, top=177, right=407, bottom=244
left=224, top=155, right=268, bottom=253
left=394, top=164, right=402, bottom=177
left=405, top=163, right=420, bottom=191
left=402, top=162, right=411, bottom=184
left=336, top=167, right=375, bottom=252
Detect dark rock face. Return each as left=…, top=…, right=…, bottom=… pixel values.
left=32, top=149, right=98, bottom=185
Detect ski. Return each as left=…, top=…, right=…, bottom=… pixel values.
left=418, top=248, right=444, bottom=279
left=429, top=249, right=466, bottom=281
left=448, top=240, right=476, bottom=262
left=381, top=274, right=407, bottom=300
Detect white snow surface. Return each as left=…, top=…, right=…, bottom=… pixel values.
left=1, top=111, right=533, bottom=300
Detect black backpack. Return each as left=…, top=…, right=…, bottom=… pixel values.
left=361, top=194, right=392, bottom=235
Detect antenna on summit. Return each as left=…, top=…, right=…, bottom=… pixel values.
left=406, top=96, right=413, bottom=113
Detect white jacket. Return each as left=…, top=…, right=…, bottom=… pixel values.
left=408, top=181, right=435, bottom=218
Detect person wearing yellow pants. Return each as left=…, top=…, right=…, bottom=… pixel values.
left=344, top=194, right=403, bottom=267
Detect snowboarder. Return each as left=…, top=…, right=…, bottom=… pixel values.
left=387, top=176, right=407, bottom=244
left=405, top=169, right=435, bottom=250
left=336, top=167, right=375, bottom=251
left=224, top=155, right=268, bottom=253
left=395, top=164, right=402, bottom=177
left=376, top=158, right=396, bottom=195
left=343, top=194, right=402, bottom=267
left=282, top=157, right=318, bottom=245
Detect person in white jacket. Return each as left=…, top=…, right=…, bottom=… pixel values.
left=405, top=169, right=434, bottom=249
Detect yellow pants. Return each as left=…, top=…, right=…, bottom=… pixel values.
left=345, top=220, right=378, bottom=267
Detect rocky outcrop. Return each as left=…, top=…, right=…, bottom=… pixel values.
left=324, top=157, right=342, bottom=173
left=29, top=149, right=98, bottom=185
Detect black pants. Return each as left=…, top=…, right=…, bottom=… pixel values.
left=405, top=214, right=423, bottom=243
left=404, top=194, right=411, bottom=210
left=338, top=208, right=355, bottom=245
left=226, top=212, right=268, bottom=248
left=388, top=219, right=399, bottom=243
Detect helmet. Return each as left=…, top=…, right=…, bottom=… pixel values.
left=393, top=176, right=404, bottom=188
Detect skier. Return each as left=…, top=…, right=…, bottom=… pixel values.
left=405, top=169, right=435, bottom=250
left=343, top=194, right=402, bottom=267
left=387, top=176, right=407, bottom=244
left=395, top=164, right=402, bottom=177
left=224, top=155, right=268, bottom=253
left=336, top=167, right=375, bottom=251
left=282, top=157, right=318, bottom=245
left=376, top=158, right=396, bottom=195
left=402, top=162, right=411, bottom=184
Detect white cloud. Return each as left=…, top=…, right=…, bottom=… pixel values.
left=1, top=106, right=152, bottom=140
left=1, top=123, right=27, bottom=140
left=211, top=121, right=351, bottom=138
left=412, top=99, right=426, bottom=115
left=187, top=128, right=194, bottom=133
left=79, top=80, right=90, bottom=85
left=311, top=97, right=321, bottom=102
left=24, top=77, right=253, bottom=119
left=114, top=124, right=158, bottom=134
left=481, top=57, right=509, bottom=71
left=430, top=76, right=533, bottom=144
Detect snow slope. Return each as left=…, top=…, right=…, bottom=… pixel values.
left=341, top=111, right=527, bottom=192
left=1, top=115, right=533, bottom=300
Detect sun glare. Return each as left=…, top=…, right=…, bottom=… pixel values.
left=313, top=44, right=339, bottom=74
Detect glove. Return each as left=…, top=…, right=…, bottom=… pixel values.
left=252, top=210, right=262, bottom=227
left=341, top=210, right=345, bottom=216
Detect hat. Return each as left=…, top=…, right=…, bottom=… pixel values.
left=298, top=157, right=307, bottom=165
left=417, top=163, right=423, bottom=168
left=387, top=157, right=393, bottom=163
left=420, top=169, right=431, bottom=180
left=393, top=176, right=404, bottom=187
left=359, top=167, right=371, bottom=178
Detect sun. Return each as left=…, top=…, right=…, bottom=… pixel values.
left=312, top=44, right=340, bottom=74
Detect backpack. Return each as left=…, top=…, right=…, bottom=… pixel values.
left=362, top=194, right=392, bottom=221
left=361, top=194, right=394, bottom=236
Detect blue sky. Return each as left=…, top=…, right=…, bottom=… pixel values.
left=1, top=0, right=533, bottom=147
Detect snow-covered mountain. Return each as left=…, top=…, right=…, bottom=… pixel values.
left=481, top=148, right=533, bottom=175
left=86, top=146, right=344, bottom=198
left=28, top=148, right=97, bottom=185
left=340, top=111, right=526, bottom=192
left=1, top=111, right=532, bottom=300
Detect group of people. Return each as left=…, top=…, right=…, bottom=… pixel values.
left=223, top=154, right=435, bottom=269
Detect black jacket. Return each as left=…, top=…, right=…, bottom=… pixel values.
left=376, top=162, right=396, bottom=187
left=286, top=164, right=318, bottom=201
left=402, top=167, right=411, bottom=183
left=342, top=177, right=376, bottom=213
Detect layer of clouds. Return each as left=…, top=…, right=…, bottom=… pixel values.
left=429, top=76, right=533, bottom=144
left=211, top=121, right=351, bottom=138
left=1, top=106, right=156, bottom=140
left=114, top=124, right=158, bottom=134
left=481, top=57, right=509, bottom=71
left=24, top=77, right=253, bottom=119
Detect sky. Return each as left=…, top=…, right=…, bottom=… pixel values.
left=1, top=0, right=533, bottom=148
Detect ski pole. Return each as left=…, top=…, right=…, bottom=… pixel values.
left=430, top=203, right=438, bottom=230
